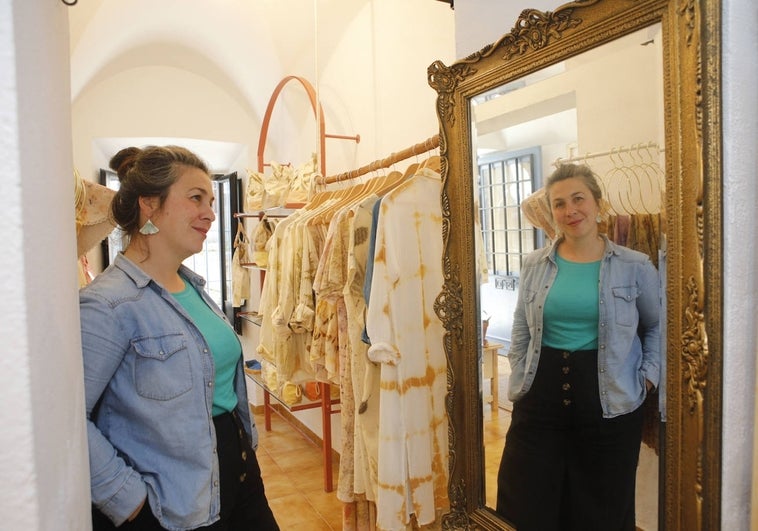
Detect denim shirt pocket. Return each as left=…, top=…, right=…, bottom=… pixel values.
left=522, top=288, right=538, bottom=325
left=611, top=286, right=639, bottom=327
left=132, top=334, right=193, bottom=400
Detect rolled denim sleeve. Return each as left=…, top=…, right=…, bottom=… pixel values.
left=80, top=294, right=147, bottom=525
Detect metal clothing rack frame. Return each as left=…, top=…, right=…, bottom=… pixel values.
left=256, top=75, right=359, bottom=175
left=243, top=77, right=360, bottom=492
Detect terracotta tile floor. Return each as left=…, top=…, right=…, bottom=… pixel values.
left=253, top=354, right=655, bottom=529
left=254, top=410, right=343, bottom=530
left=253, top=380, right=512, bottom=530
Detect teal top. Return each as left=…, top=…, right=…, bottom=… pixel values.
left=542, top=255, right=601, bottom=351
left=173, top=280, right=240, bottom=416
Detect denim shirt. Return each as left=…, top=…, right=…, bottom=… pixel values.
left=80, top=254, right=257, bottom=530
left=507, top=236, right=661, bottom=418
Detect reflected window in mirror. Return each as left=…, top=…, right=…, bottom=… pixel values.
left=477, top=149, right=545, bottom=348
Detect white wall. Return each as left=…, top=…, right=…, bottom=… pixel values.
left=722, top=1, right=758, bottom=529
left=1, top=1, right=91, bottom=529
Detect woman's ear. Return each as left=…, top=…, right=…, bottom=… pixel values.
left=138, top=196, right=159, bottom=218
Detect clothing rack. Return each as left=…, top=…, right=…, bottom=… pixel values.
left=317, top=134, right=439, bottom=185
left=552, top=141, right=663, bottom=166
left=551, top=141, right=665, bottom=216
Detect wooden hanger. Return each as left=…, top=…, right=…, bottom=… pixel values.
left=313, top=178, right=373, bottom=225
left=373, top=169, right=407, bottom=196
left=419, top=155, right=441, bottom=173
left=303, top=189, right=338, bottom=211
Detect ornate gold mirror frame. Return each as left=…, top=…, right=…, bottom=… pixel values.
left=427, top=0, right=722, bottom=529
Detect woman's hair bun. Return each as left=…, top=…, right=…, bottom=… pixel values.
left=109, top=147, right=142, bottom=181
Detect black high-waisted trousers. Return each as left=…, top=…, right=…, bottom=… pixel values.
left=496, top=346, right=643, bottom=531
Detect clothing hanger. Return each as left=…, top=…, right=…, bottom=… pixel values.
left=420, top=155, right=441, bottom=173
left=303, top=189, right=339, bottom=211
left=373, top=169, right=406, bottom=196
left=313, top=174, right=375, bottom=225
left=402, top=161, right=420, bottom=180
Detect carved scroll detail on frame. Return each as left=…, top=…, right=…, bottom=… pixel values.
left=497, top=6, right=585, bottom=60
left=435, top=258, right=468, bottom=528
left=678, top=0, right=697, bottom=46
left=682, top=276, right=708, bottom=415
left=428, top=61, right=477, bottom=126
left=681, top=275, right=707, bottom=528
left=442, top=480, right=473, bottom=530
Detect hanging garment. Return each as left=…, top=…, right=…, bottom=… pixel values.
left=251, top=216, right=278, bottom=268
left=365, top=167, right=449, bottom=531
left=287, top=152, right=320, bottom=204
left=262, top=161, right=292, bottom=209
left=344, top=195, right=381, bottom=504
left=231, top=221, right=252, bottom=307
left=245, top=169, right=266, bottom=212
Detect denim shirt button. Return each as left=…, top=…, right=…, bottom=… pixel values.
left=208, top=381, right=213, bottom=387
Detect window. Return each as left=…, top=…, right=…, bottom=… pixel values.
left=477, top=148, right=543, bottom=346
left=478, top=148, right=543, bottom=279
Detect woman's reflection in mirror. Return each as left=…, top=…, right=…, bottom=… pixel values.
left=496, top=163, right=661, bottom=531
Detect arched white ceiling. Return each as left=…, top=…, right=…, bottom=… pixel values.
left=68, top=0, right=370, bottom=117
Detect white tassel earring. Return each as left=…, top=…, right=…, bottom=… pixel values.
left=139, top=219, right=159, bottom=235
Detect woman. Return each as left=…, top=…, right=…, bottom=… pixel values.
left=496, top=163, right=660, bottom=530
left=81, top=146, right=279, bottom=530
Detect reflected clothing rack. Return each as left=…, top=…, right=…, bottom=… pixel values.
left=552, top=141, right=664, bottom=166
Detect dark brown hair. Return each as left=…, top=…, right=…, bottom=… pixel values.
left=109, top=145, right=209, bottom=235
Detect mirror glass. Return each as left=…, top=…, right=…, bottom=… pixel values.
left=469, top=24, right=666, bottom=528
left=429, top=0, right=723, bottom=528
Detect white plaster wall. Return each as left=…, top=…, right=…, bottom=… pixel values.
left=1, top=1, right=91, bottom=529
left=72, top=66, right=259, bottom=180
left=0, top=3, right=35, bottom=528
left=721, top=1, right=758, bottom=529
